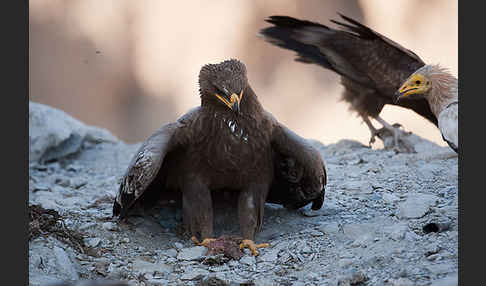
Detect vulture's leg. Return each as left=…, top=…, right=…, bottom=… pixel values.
left=182, top=179, right=214, bottom=245
left=375, top=116, right=415, bottom=153
left=237, top=185, right=270, bottom=256
left=361, top=115, right=380, bottom=146
left=375, top=116, right=400, bottom=147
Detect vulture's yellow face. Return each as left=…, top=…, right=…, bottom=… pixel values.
left=395, top=73, right=432, bottom=102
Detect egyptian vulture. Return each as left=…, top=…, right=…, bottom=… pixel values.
left=395, top=65, right=458, bottom=153
left=260, top=14, right=444, bottom=153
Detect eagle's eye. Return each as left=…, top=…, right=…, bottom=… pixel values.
left=415, top=80, right=421, bottom=85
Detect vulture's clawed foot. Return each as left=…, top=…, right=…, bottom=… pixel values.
left=368, top=128, right=379, bottom=146
left=377, top=124, right=415, bottom=153
left=373, top=117, right=415, bottom=153
left=239, top=239, right=270, bottom=256
left=191, top=236, right=216, bottom=247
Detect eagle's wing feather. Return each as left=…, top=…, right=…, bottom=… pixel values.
left=265, top=111, right=326, bottom=210
left=113, top=108, right=199, bottom=218
left=260, top=15, right=437, bottom=125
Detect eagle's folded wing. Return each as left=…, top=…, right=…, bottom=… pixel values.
left=113, top=108, right=199, bottom=218
left=265, top=111, right=326, bottom=210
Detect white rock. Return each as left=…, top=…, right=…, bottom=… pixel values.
left=29, top=101, right=117, bottom=163
left=427, top=263, right=451, bottom=275
left=181, top=268, right=209, bottom=280
left=258, top=247, right=280, bottom=262
left=398, top=194, right=438, bottom=219
left=132, top=259, right=172, bottom=275
left=102, top=222, right=118, bottom=231
left=254, top=277, right=275, bottom=286
left=342, top=223, right=376, bottom=239
left=53, top=246, right=79, bottom=280
left=338, top=258, right=353, bottom=268
left=228, top=260, right=239, bottom=267
left=390, top=277, right=414, bottom=286
left=341, top=181, right=373, bottom=194
left=405, top=231, right=420, bottom=241
left=310, top=230, right=324, bottom=237
left=240, top=255, right=256, bottom=265
left=144, top=279, right=166, bottom=286
left=177, top=246, right=207, bottom=261
left=384, top=223, right=408, bottom=241
left=30, top=253, right=42, bottom=269
left=163, top=249, right=178, bottom=258
left=430, top=273, right=458, bottom=286
left=318, top=222, right=340, bottom=234
left=351, top=234, right=373, bottom=247
left=425, top=243, right=441, bottom=256
left=84, top=237, right=101, bottom=248
left=28, top=274, right=63, bottom=286
left=382, top=193, right=400, bottom=203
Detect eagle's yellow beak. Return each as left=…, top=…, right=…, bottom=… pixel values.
left=214, top=90, right=243, bottom=113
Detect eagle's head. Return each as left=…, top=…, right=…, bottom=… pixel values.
left=199, top=59, right=248, bottom=114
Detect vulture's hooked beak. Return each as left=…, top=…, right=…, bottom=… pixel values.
left=393, top=90, right=402, bottom=103
left=215, top=90, right=243, bottom=113
left=394, top=86, right=418, bottom=103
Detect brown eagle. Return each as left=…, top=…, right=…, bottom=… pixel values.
left=113, top=59, right=326, bottom=256
left=259, top=14, right=439, bottom=153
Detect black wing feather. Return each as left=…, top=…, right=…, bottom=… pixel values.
left=260, top=14, right=438, bottom=126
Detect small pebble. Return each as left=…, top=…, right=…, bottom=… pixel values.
left=85, top=237, right=101, bottom=248
left=102, top=222, right=118, bottom=231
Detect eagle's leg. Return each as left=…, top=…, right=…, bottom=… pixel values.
left=237, top=186, right=270, bottom=256
left=375, top=116, right=415, bottom=153
left=182, top=178, right=214, bottom=244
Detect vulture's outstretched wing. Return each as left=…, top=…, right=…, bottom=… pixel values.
left=113, top=108, right=198, bottom=218
left=260, top=14, right=437, bottom=125
left=265, top=112, right=326, bottom=210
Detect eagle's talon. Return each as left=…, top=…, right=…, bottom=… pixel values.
left=191, top=236, right=216, bottom=247
left=239, top=239, right=269, bottom=256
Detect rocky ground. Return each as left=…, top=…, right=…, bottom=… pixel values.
left=29, top=102, right=458, bottom=286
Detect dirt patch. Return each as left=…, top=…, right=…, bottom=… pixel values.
left=29, top=204, right=86, bottom=253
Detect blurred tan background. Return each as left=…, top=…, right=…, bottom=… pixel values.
left=29, top=0, right=457, bottom=147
